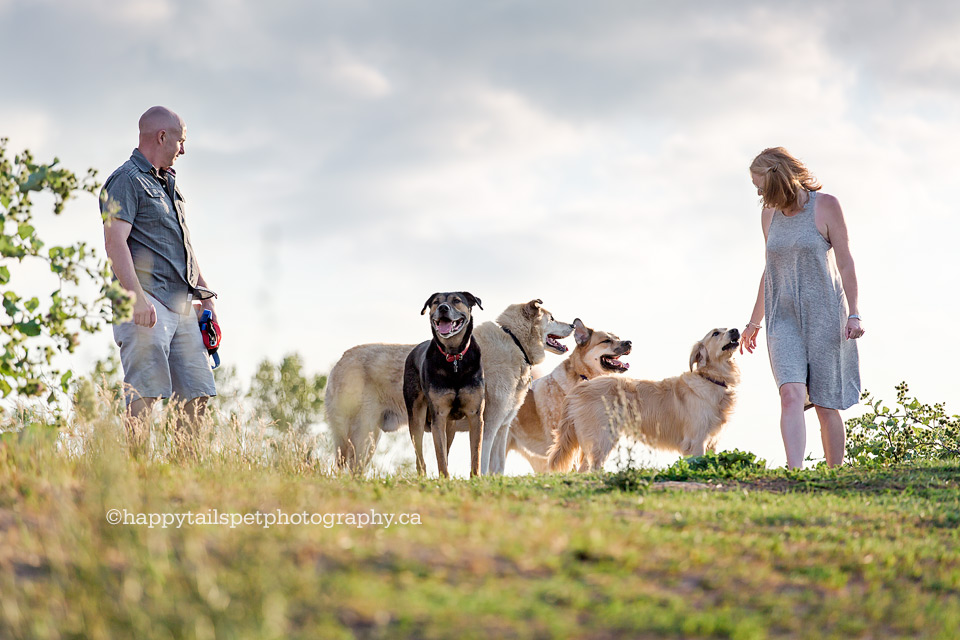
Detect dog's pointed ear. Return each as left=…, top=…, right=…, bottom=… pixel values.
left=689, top=341, right=707, bottom=371
left=421, top=293, right=441, bottom=316
left=522, top=299, right=544, bottom=319
left=460, top=292, right=483, bottom=310
left=573, top=318, right=592, bottom=346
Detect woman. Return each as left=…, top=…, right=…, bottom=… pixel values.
left=740, top=147, right=864, bottom=469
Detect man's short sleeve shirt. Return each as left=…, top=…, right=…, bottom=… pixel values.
left=100, top=149, right=200, bottom=313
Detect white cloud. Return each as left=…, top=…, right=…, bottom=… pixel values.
left=296, top=45, right=393, bottom=99
left=73, top=0, right=176, bottom=28
left=0, top=109, right=55, bottom=152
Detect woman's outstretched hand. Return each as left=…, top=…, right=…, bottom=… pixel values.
left=740, top=324, right=761, bottom=354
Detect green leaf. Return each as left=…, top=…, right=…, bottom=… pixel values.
left=19, top=168, right=46, bottom=193
left=0, top=378, right=11, bottom=397
left=24, top=297, right=39, bottom=312
left=17, top=223, right=35, bottom=239
left=16, top=320, right=41, bottom=336
left=0, top=265, right=8, bottom=284
left=0, top=235, right=24, bottom=258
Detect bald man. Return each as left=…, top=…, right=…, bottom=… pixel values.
left=101, top=106, right=217, bottom=439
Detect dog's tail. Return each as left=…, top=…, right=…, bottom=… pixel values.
left=325, top=387, right=353, bottom=471
left=327, top=407, right=353, bottom=471
left=547, top=409, right=581, bottom=472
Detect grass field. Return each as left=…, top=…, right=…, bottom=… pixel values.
left=2, top=413, right=960, bottom=639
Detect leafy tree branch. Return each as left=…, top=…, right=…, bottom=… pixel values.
left=1, top=138, right=132, bottom=401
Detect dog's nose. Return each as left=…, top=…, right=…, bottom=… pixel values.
left=730, top=328, right=740, bottom=340
left=438, top=303, right=450, bottom=314
left=622, top=340, right=632, bottom=350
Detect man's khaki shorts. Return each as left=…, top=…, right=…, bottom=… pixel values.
left=113, top=292, right=217, bottom=405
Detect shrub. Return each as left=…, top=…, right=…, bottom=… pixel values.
left=657, top=449, right=767, bottom=481
left=845, top=382, right=960, bottom=465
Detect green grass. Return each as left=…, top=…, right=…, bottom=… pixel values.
left=2, top=418, right=960, bottom=639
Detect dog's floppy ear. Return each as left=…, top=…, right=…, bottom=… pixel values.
left=522, top=299, right=544, bottom=319
left=689, top=341, right=708, bottom=371
left=421, top=293, right=441, bottom=316
left=460, top=292, right=483, bottom=310
left=573, top=318, right=592, bottom=347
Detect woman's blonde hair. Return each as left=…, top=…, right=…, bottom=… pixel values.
left=749, top=147, right=821, bottom=212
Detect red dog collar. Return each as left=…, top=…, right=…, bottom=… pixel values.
left=437, top=337, right=471, bottom=372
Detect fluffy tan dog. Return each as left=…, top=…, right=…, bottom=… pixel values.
left=547, top=328, right=740, bottom=472
left=507, top=319, right=631, bottom=472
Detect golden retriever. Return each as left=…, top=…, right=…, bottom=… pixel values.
left=547, top=327, right=740, bottom=472
left=507, top=318, right=631, bottom=472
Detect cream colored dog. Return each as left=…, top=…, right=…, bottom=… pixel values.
left=325, top=299, right=574, bottom=475
left=507, top=319, right=631, bottom=472
left=547, top=328, right=740, bottom=472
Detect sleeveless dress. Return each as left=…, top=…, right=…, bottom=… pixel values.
left=764, top=190, right=860, bottom=410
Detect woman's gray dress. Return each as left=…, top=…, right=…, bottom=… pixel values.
left=764, top=190, right=860, bottom=410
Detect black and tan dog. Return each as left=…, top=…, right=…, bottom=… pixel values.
left=403, top=292, right=485, bottom=477
left=326, top=298, right=573, bottom=474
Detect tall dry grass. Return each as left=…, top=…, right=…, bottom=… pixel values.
left=0, top=382, right=367, bottom=639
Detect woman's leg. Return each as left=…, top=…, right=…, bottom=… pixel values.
left=779, top=383, right=807, bottom=469
left=814, top=405, right=845, bottom=467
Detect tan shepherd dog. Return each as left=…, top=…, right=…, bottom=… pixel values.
left=325, top=299, right=574, bottom=474
left=507, top=319, right=631, bottom=472
left=547, top=328, right=740, bottom=472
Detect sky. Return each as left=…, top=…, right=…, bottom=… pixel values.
left=2, top=0, right=958, bottom=473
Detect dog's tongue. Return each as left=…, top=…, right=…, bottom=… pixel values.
left=437, top=320, right=454, bottom=335
left=607, top=356, right=629, bottom=370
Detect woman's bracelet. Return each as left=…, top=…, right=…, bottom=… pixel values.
left=746, top=321, right=762, bottom=329
left=848, top=314, right=861, bottom=320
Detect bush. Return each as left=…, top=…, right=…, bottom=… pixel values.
left=247, top=354, right=326, bottom=436
left=845, top=382, right=960, bottom=465
left=603, top=466, right=653, bottom=492
left=657, top=449, right=767, bottom=481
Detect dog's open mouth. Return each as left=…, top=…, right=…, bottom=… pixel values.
left=545, top=334, right=568, bottom=353
left=433, top=317, right=465, bottom=338
left=600, top=354, right=630, bottom=372
left=722, top=340, right=738, bottom=351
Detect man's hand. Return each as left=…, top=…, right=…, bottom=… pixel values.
left=200, top=297, right=218, bottom=324
left=133, top=293, right=157, bottom=328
